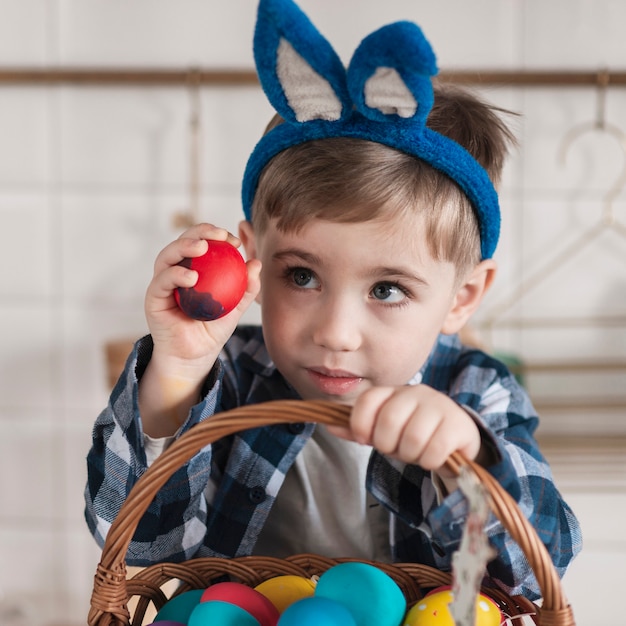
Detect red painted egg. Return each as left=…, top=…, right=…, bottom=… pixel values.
left=200, top=582, right=280, bottom=626
left=175, top=240, right=247, bottom=321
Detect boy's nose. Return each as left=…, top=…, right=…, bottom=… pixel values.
left=311, top=298, right=362, bottom=352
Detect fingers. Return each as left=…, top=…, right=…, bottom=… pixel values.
left=155, top=223, right=240, bottom=275
left=154, top=237, right=207, bottom=278
left=396, top=412, right=454, bottom=470
left=352, top=386, right=440, bottom=462
left=176, top=223, right=240, bottom=246
left=349, top=386, right=481, bottom=471
left=149, top=224, right=249, bottom=305
left=350, top=386, right=402, bottom=447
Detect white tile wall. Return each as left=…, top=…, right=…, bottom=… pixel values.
left=0, top=1, right=624, bottom=624
left=560, top=493, right=626, bottom=626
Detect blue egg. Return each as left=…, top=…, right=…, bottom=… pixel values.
left=188, top=600, right=261, bottom=626
left=154, top=589, right=204, bottom=624
left=147, top=621, right=185, bottom=626
left=315, top=562, right=406, bottom=626
left=278, top=596, right=357, bottom=626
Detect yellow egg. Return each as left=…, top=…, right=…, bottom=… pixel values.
left=403, top=588, right=502, bottom=626
left=254, top=575, right=316, bottom=613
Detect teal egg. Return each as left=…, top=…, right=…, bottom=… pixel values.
left=278, top=596, right=357, bottom=626
left=315, top=562, right=406, bottom=626
left=188, top=600, right=261, bottom=626
left=154, top=589, right=203, bottom=624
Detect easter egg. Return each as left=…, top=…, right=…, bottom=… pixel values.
left=315, top=562, right=406, bottom=626
left=153, top=588, right=203, bottom=623
left=277, top=596, right=357, bottom=626
left=403, top=587, right=502, bottom=626
left=201, top=582, right=280, bottom=626
left=147, top=622, right=185, bottom=626
left=255, top=575, right=316, bottom=613
left=188, top=600, right=261, bottom=626
left=175, top=240, right=247, bottom=321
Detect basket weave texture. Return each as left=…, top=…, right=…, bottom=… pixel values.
left=88, top=399, right=576, bottom=626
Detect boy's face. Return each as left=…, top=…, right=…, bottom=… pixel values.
left=241, top=213, right=475, bottom=405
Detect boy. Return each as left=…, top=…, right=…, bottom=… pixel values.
left=85, top=0, right=580, bottom=600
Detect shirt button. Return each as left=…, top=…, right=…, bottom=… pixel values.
left=248, top=486, right=266, bottom=504
left=432, top=542, right=446, bottom=557
left=287, top=423, right=305, bottom=434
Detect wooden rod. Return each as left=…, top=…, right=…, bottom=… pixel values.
left=0, top=67, right=259, bottom=86
left=537, top=434, right=626, bottom=448
left=439, top=69, right=626, bottom=87
left=1, top=67, right=626, bottom=87
left=476, top=315, right=626, bottom=329
left=512, top=360, right=626, bottom=373
left=533, top=399, right=626, bottom=411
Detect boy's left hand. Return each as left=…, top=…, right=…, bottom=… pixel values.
left=328, top=385, right=483, bottom=477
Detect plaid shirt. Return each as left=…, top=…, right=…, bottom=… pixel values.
left=85, top=326, right=581, bottom=599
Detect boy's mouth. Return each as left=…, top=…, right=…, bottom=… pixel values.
left=306, top=367, right=363, bottom=396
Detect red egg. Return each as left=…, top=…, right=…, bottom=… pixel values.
left=201, top=582, right=280, bottom=626
left=175, top=240, right=247, bottom=321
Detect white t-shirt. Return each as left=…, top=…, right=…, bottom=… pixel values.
left=253, top=424, right=391, bottom=561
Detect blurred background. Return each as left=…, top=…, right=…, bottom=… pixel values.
left=0, top=1, right=624, bottom=624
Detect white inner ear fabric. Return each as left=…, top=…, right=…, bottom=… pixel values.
left=364, top=67, right=417, bottom=118
left=276, top=38, right=343, bottom=122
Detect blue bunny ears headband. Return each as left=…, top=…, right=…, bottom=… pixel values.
left=242, top=0, right=500, bottom=259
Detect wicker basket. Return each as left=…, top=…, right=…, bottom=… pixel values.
left=88, top=400, right=576, bottom=626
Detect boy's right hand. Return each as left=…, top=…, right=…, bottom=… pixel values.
left=147, top=223, right=261, bottom=363
left=139, top=223, right=262, bottom=438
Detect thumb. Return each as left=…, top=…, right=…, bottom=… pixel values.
left=238, top=258, right=262, bottom=310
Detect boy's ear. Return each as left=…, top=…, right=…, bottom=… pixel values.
left=238, top=220, right=257, bottom=259
left=441, top=260, right=497, bottom=335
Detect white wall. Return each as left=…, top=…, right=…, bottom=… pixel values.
left=0, top=1, right=624, bottom=624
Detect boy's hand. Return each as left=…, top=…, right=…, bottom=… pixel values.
left=139, top=223, right=261, bottom=438
left=146, top=223, right=261, bottom=366
left=329, top=385, right=483, bottom=478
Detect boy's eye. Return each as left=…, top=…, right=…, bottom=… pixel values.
left=371, top=283, right=406, bottom=303
left=288, top=267, right=320, bottom=289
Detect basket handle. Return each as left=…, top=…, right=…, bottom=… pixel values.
left=89, top=399, right=574, bottom=626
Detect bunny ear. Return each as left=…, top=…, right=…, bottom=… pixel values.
left=244, top=1, right=501, bottom=259
left=254, top=0, right=350, bottom=123
left=347, top=21, right=438, bottom=124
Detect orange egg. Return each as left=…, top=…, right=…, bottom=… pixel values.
left=254, top=575, right=316, bottom=613
left=404, top=588, right=502, bottom=626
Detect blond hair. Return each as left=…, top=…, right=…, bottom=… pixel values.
left=251, top=83, right=516, bottom=273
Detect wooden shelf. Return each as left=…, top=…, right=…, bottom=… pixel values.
left=1, top=67, right=626, bottom=87
left=517, top=360, right=626, bottom=373
left=534, top=399, right=626, bottom=411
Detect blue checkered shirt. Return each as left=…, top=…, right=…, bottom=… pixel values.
left=85, top=326, right=581, bottom=599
